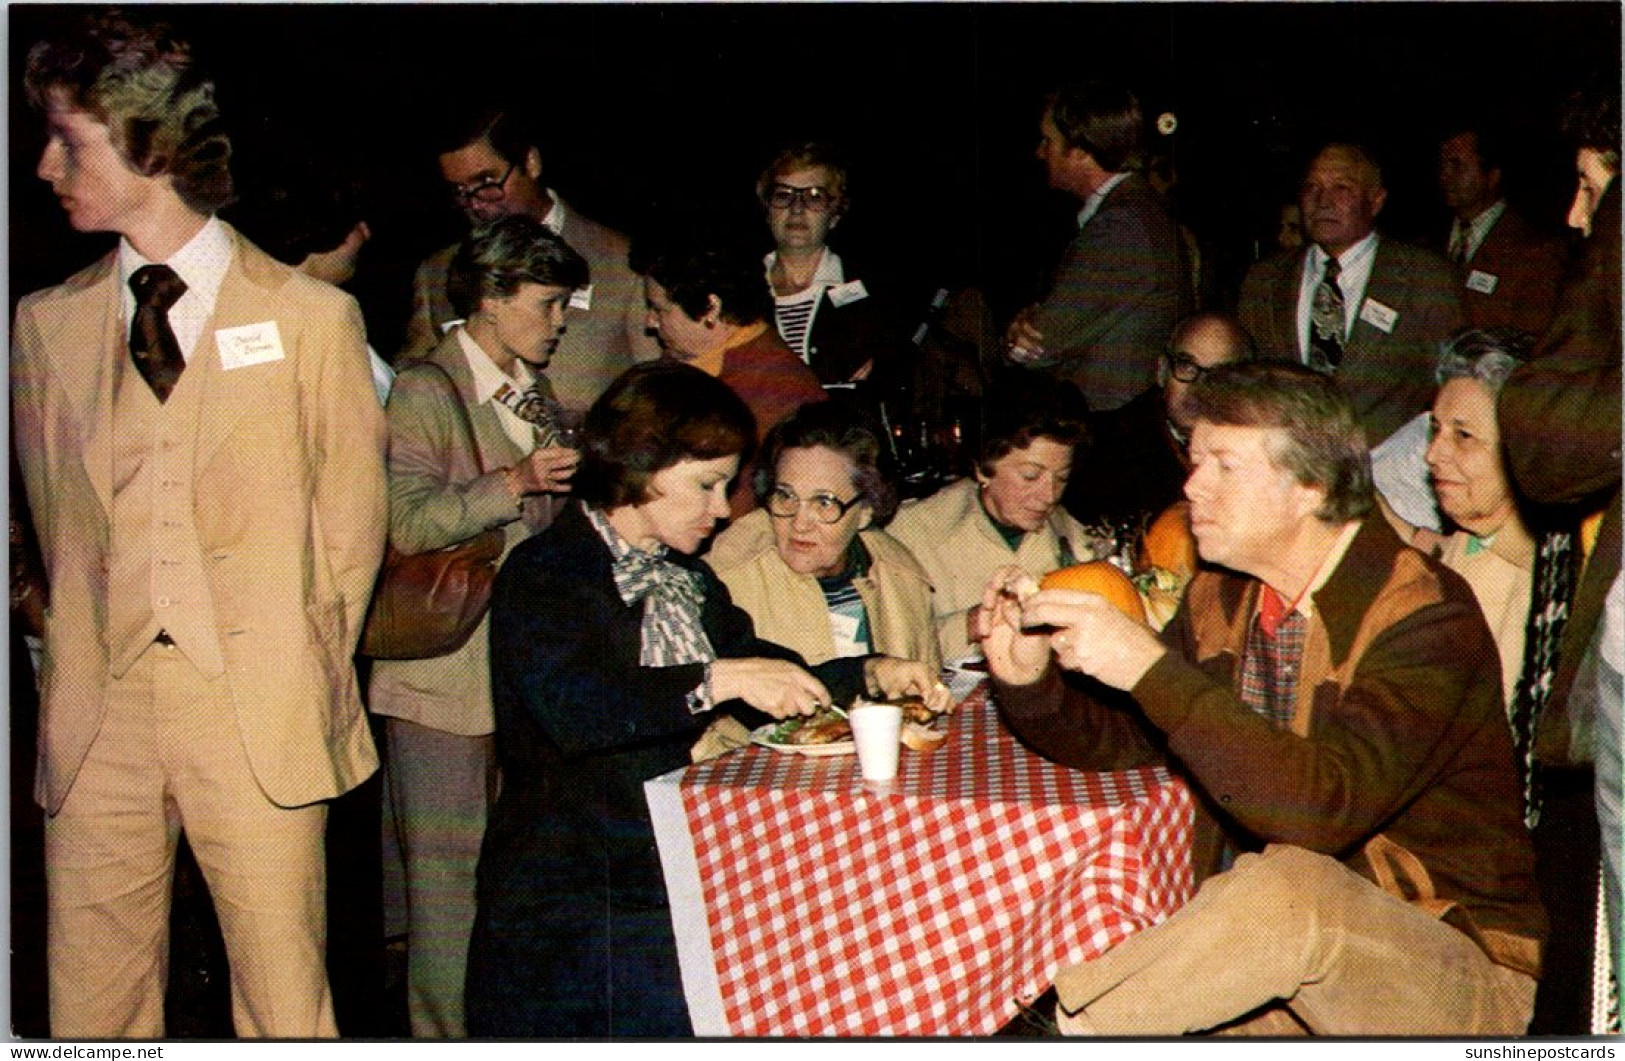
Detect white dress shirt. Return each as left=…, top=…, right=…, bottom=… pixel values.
left=1296, top=231, right=1380, bottom=361
left=457, top=327, right=539, bottom=455
left=118, top=214, right=233, bottom=360
left=1450, top=200, right=1507, bottom=264
left=1076, top=171, right=1131, bottom=229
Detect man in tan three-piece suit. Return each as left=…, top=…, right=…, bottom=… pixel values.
left=399, top=101, right=659, bottom=412
left=11, top=12, right=386, bottom=1037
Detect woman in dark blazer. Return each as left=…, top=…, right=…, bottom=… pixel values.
left=464, top=361, right=944, bottom=1037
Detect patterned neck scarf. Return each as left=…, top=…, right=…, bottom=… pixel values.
left=585, top=505, right=715, bottom=666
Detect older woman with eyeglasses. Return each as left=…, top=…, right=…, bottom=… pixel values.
left=706, top=402, right=940, bottom=673
left=759, top=142, right=906, bottom=391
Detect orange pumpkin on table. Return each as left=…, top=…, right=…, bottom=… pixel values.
left=1039, top=560, right=1148, bottom=625
left=1137, top=499, right=1197, bottom=580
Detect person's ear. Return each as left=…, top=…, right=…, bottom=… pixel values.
left=524, top=147, right=543, bottom=181
left=1368, top=185, right=1388, bottom=219
left=704, top=293, right=724, bottom=327
left=856, top=504, right=873, bottom=531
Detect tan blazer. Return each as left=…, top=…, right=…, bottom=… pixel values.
left=11, top=226, right=388, bottom=812
left=398, top=199, right=660, bottom=412
left=368, top=330, right=562, bottom=736
left=888, top=477, right=1107, bottom=662
left=705, top=509, right=941, bottom=674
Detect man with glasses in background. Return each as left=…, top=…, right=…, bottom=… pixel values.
left=1063, top=312, right=1253, bottom=531
left=399, top=102, right=657, bottom=412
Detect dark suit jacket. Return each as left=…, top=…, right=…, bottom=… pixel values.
left=1063, top=384, right=1188, bottom=530
left=1450, top=206, right=1567, bottom=338
left=1499, top=183, right=1622, bottom=761
left=467, top=501, right=865, bottom=1033
left=399, top=199, right=660, bottom=412
left=1031, top=174, right=1191, bottom=412
left=1238, top=237, right=1465, bottom=446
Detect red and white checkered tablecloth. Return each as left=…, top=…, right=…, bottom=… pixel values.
left=671, top=686, right=1194, bottom=1037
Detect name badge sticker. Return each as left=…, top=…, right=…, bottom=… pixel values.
left=215, top=321, right=286, bottom=370
left=1359, top=298, right=1398, bottom=334
left=570, top=285, right=594, bottom=311
left=1466, top=270, right=1500, bottom=295
left=827, top=279, right=869, bottom=308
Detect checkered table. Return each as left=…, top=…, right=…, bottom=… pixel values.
left=645, top=685, right=1194, bottom=1037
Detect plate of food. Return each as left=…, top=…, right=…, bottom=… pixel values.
left=750, top=695, right=951, bottom=757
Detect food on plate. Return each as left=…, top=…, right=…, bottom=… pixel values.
left=765, top=693, right=949, bottom=749
left=1039, top=561, right=1148, bottom=624
left=768, top=707, right=852, bottom=746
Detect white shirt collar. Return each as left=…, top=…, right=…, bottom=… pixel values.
left=763, top=247, right=846, bottom=291
left=1077, top=171, right=1132, bottom=228
left=542, top=189, right=566, bottom=235
left=1306, top=229, right=1379, bottom=278
left=1455, top=199, right=1506, bottom=261
left=456, top=325, right=537, bottom=405
left=117, top=215, right=234, bottom=360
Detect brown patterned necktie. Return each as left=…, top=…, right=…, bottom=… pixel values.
left=129, top=264, right=189, bottom=402
left=493, top=383, right=564, bottom=447
left=1307, top=255, right=1345, bottom=373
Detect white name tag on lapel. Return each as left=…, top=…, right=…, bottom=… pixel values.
left=570, top=285, right=594, bottom=311
left=1358, top=298, right=1399, bottom=334
left=827, top=279, right=869, bottom=308
left=215, top=321, right=286, bottom=370
left=1466, top=270, right=1500, bottom=295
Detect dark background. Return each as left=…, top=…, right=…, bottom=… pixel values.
left=9, top=2, right=1621, bottom=359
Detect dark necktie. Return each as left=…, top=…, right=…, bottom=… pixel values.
left=1449, top=221, right=1471, bottom=265
left=129, top=265, right=189, bottom=403
left=1308, top=255, right=1344, bottom=373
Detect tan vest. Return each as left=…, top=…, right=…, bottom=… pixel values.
left=107, top=343, right=226, bottom=678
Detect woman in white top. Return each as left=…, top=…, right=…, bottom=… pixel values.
left=758, top=142, right=902, bottom=389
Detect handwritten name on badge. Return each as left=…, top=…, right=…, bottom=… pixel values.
left=570, top=285, right=595, bottom=311
left=1358, top=298, right=1398, bottom=334
left=828, top=279, right=869, bottom=308
left=216, top=321, right=286, bottom=370
left=1466, top=270, right=1500, bottom=295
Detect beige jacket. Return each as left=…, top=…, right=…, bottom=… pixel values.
left=706, top=510, right=940, bottom=673
left=368, top=330, right=564, bottom=736
left=1438, top=516, right=1535, bottom=712
left=887, top=477, right=1105, bottom=662
left=12, top=227, right=387, bottom=811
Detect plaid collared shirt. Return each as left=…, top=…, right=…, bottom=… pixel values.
left=1239, top=609, right=1308, bottom=730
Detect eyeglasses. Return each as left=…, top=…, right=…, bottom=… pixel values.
left=766, top=184, right=836, bottom=212
left=449, top=161, right=517, bottom=206
left=767, top=485, right=864, bottom=524
left=1165, top=353, right=1212, bottom=384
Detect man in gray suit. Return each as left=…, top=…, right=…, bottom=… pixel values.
left=1005, top=81, right=1190, bottom=412
left=399, top=103, right=658, bottom=412
left=1239, top=142, right=1463, bottom=447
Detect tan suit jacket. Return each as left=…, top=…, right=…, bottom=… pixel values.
left=398, top=199, right=660, bottom=412
left=369, top=330, right=562, bottom=736
left=11, top=226, right=387, bottom=812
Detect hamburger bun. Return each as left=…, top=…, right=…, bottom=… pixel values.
left=1040, top=561, right=1148, bottom=624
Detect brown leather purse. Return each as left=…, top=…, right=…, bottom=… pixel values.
left=361, top=363, right=507, bottom=660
